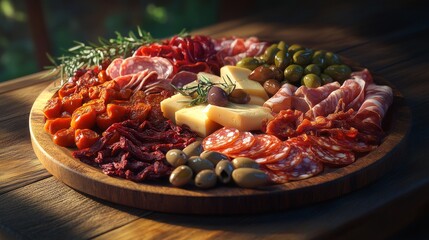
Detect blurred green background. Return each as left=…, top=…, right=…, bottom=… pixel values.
left=0, top=0, right=256, bottom=82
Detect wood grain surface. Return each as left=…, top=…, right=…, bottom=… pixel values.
left=1, top=0, right=429, bottom=239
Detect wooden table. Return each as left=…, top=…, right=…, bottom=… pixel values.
left=1, top=1, right=428, bottom=239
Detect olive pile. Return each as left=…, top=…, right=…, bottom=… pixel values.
left=166, top=141, right=269, bottom=189
left=236, top=41, right=352, bottom=92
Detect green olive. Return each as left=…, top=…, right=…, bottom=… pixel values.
left=323, top=64, right=352, bottom=82
left=194, top=169, right=217, bottom=189
left=269, top=65, right=284, bottom=81
left=182, top=141, right=203, bottom=158
left=236, top=57, right=260, bottom=71
left=261, top=44, right=280, bottom=64
left=277, top=41, right=288, bottom=51
left=284, top=64, right=304, bottom=83
left=248, top=65, right=275, bottom=83
left=263, top=79, right=281, bottom=96
left=302, top=74, right=322, bottom=88
left=320, top=73, right=334, bottom=84
left=228, top=89, right=250, bottom=104
left=288, top=44, right=304, bottom=55
left=293, top=50, right=313, bottom=66
left=187, top=157, right=214, bottom=173
left=169, top=165, right=193, bottom=187
left=232, top=157, right=259, bottom=169
left=215, top=160, right=234, bottom=184
left=165, top=149, right=188, bottom=167
left=232, top=168, right=269, bottom=188
left=199, top=151, right=229, bottom=166
left=274, top=50, right=291, bottom=70
left=325, top=52, right=341, bottom=65
left=312, top=50, right=327, bottom=68
left=304, top=64, right=321, bottom=75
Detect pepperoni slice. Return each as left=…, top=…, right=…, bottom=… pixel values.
left=263, top=143, right=302, bottom=170
left=261, top=167, right=289, bottom=184
left=255, top=142, right=291, bottom=164
left=285, top=155, right=324, bottom=180
left=311, top=144, right=355, bottom=166
left=221, top=132, right=255, bottom=155
left=202, top=127, right=240, bottom=151
left=233, top=134, right=282, bottom=159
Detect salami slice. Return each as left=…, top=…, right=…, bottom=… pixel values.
left=202, top=127, right=240, bottom=151
left=255, top=142, right=291, bottom=164
left=221, top=132, right=255, bottom=155
left=308, top=135, right=347, bottom=152
left=328, top=136, right=377, bottom=152
left=285, top=155, right=323, bottom=180
left=233, top=134, right=282, bottom=159
left=119, top=56, right=173, bottom=79
left=106, top=58, right=123, bottom=79
left=311, top=144, right=355, bottom=166
left=263, top=143, right=302, bottom=170
left=261, top=167, right=289, bottom=184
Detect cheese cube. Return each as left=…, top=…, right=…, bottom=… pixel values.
left=160, top=94, right=192, bottom=123
left=175, top=105, right=221, bottom=137
left=220, top=66, right=269, bottom=100
left=206, top=103, right=273, bottom=132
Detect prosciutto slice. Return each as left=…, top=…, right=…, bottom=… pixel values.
left=295, top=82, right=341, bottom=108
left=263, top=83, right=297, bottom=113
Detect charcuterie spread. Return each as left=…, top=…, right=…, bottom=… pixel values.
left=42, top=31, right=393, bottom=189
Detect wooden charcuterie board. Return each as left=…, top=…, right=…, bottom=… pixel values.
left=30, top=75, right=410, bottom=215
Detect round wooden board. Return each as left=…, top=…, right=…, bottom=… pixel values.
left=30, top=77, right=410, bottom=215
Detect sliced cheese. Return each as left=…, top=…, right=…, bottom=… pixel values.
left=175, top=105, right=221, bottom=137
left=197, top=72, right=222, bottom=83
left=160, top=94, right=192, bottom=123
left=206, top=103, right=273, bottom=132
left=248, top=95, right=266, bottom=106
left=220, top=66, right=269, bottom=100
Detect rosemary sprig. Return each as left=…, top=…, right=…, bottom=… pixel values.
left=174, top=74, right=236, bottom=106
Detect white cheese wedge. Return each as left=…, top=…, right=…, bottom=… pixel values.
left=175, top=105, right=221, bottom=137
left=220, top=66, right=269, bottom=100
left=160, top=94, right=192, bottom=123
left=206, top=103, right=273, bottom=132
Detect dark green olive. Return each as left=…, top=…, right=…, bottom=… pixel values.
left=302, top=74, right=322, bottom=88
left=187, top=157, right=214, bottom=173
left=263, top=79, right=281, bottom=96
left=284, top=64, right=304, bottom=83
left=320, top=73, right=334, bottom=84
left=325, top=52, right=341, bottom=65
left=261, top=44, right=280, bottom=64
left=248, top=65, right=275, bottom=83
left=312, top=50, right=327, bottom=68
left=200, top=151, right=229, bottom=166
left=182, top=141, right=203, bottom=157
left=215, top=160, right=234, bottom=184
left=232, top=157, right=260, bottom=169
left=304, top=64, right=321, bottom=75
left=323, top=64, right=352, bottom=82
left=293, top=50, right=313, bottom=66
left=269, top=65, right=284, bottom=81
left=169, top=165, right=193, bottom=187
left=277, top=41, right=288, bottom=51
left=194, top=169, right=217, bottom=189
left=236, top=57, right=260, bottom=71
left=166, top=149, right=188, bottom=167
left=207, top=86, right=228, bottom=107
left=274, top=50, right=291, bottom=70
left=232, top=168, right=269, bottom=188
left=288, top=44, right=304, bottom=55
left=228, top=89, right=250, bottom=104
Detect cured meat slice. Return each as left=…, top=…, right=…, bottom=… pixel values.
left=263, top=143, right=302, bottom=169
left=351, top=68, right=373, bottom=84
left=346, top=77, right=367, bottom=110
left=308, top=135, right=347, bottom=152
left=261, top=167, right=289, bottom=184
left=311, top=144, right=355, bottom=166
left=119, top=56, right=173, bottom=79
left=106, top=58, right=123, bottom=79
left=113, top=75, right=134, bottom=89
left=254, top=142, right=291, bottom=164
left=202, top=127, right=240, bottom=151
left=295, top=82, right=340, bottom=108
left=221, top=132, right=255, bottom=155
left=233, top=134, right=282, bottom=159
left=265, top=109, right=304, bottom=140
left=263, top=83, right=297, bottom=113
left=285, top=155, right=324, bottom=180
